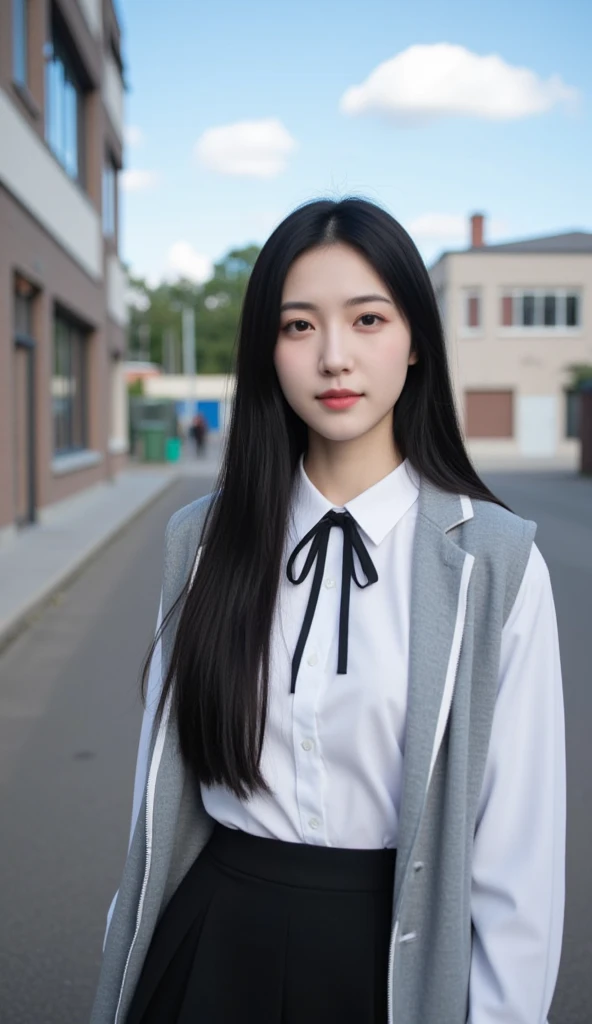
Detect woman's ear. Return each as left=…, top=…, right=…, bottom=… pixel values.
left=408, top=349, right=419, bottom=366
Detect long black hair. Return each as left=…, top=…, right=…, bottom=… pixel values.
left=143, top=196, right=506, bottom=798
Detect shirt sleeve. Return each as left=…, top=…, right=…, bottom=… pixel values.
left=469, top=542, right=566, bottom=1023
left=103, top=593, right=164, bottom=950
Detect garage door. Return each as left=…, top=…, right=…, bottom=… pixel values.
left=465, top=390, right=514, bottom=438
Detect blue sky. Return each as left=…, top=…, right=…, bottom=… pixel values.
left=117, top=0, right=591, bottom=286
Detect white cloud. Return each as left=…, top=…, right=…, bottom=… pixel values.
left=340, top=44, right=579, bottom=123
left=194, top=118, right=298, bottom=178
left=124, top=125, right=144, bottom=147
left=165, top=241, right=213, bottom=284
left=121, top=169, right=161, bottom=192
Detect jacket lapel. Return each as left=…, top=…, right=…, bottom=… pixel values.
left=394, top=477, right=474, bottom=906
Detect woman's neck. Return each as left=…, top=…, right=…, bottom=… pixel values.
left=303, top=427, right=402, bottom=506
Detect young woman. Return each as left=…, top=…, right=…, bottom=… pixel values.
left=91, top=198, right=565, bottom=1024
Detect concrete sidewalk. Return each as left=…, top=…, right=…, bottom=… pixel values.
left=0, top=438, right=222, bottom=652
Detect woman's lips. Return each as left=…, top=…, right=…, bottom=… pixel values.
left=317, top=395, right=362, bottom=410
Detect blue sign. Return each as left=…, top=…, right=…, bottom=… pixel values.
left=176, top=400, right=220, bottom=430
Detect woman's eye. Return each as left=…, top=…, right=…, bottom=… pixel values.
left=283, top=319, right=310, bottom=334
left=358, top=314, right=384, bottom=327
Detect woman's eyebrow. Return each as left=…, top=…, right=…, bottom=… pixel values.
left=280, top=294, right=395, bottom=313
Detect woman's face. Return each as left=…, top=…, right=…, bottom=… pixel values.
left=274, top=243, right=417, bottom=449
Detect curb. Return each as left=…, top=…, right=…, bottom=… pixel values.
left=0, top=472, right=180, bottom=656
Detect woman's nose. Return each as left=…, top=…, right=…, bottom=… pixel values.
left=318, top=330, right=354, bottom=375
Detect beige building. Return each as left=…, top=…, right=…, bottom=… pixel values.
left=430, top=215, right=592, bottom=459
left=0, top=0, right=129, bottom=540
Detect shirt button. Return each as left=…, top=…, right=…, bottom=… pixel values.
left=324, top=577, right=336, bottom=589
left=307, top=652, right=318, bottom=667
left=309, top=817, right=320, bottom=830
left=301, top=738, right=314, bottom=751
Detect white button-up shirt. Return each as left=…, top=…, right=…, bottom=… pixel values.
left=202, top=455, right=420, bottom=848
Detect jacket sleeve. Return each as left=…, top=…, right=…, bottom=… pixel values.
left=469, top=542, right=566, bottom=1023
left=102, top=594, right=164, bottom=951
left=129, top=594, right=164, bottom=850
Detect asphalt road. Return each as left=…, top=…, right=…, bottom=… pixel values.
left=0, top=476, right=213, bottom=1024
left=0, top=469, right=590, bottom=1023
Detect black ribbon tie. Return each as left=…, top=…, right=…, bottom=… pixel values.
left=286, top=509, right=379, bottom=693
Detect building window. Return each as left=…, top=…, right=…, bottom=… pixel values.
left=522, top=293, right=536, bottom=326
left=52, top=312, right=88, bottom=454
left=501, top=295, right=513, bottom=327
left=461, top=289, right=482, bottom=333
left=102, top=155, right=117, bottom=237
left=544, top=294, right=556, bottom=326
left=500, top=289, right=581, bottom=330
left=13, top=0, right=28, bottom=86
left=566, top=294, right=579, bottom=327
left=45, top=16, right=86, bottom=183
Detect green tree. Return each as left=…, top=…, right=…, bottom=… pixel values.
left=566, top=363, right=592, bottom=388
left=126, top=245, right=261, bottom=374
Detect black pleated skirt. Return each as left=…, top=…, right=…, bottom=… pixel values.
left=126, top=822, right=397, bottom=1024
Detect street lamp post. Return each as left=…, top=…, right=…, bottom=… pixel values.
left=182, top=306, right=198, bottom=425
left=169, top=303, right=198, bottom=438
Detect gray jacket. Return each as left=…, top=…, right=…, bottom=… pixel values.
left=90, top=477, right=537, bottom=1024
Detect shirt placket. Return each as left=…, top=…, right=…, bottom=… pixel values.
left=292, top=525, right=342, bottom=845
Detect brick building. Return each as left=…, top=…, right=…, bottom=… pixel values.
left=0, top=0, right=128, bottom=540
left=430, top=215, right=592, bottom=459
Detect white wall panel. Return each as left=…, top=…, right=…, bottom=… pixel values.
left=517, top=395, right=558, bottom=456
left=0, top=90, right=102, bottom=279
left=109, top=360, right=129, bottom=451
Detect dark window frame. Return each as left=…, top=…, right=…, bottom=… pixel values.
left=522, top=293, right=536, bottom=326
left=45, top=7, right=89, bottom=186
left=52, top=308, right=90, bottom=456
left=566, top=294, right=580, bottom=328
left=12, top=0, right=28, bottom=86
left=544, top=294, right=556, bottom=326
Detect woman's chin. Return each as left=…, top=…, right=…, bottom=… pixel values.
left=307, top=420, right=380, bottom=446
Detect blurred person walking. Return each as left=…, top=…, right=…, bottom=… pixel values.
left=91, top=197, right=565, bottom=1024
left=189, top=413, right=208, bottom=456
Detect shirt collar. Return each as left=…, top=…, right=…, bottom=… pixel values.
left=290, top=454, right=419, bottom=548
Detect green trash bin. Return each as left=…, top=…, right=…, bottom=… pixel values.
left=165, top=437, right=182, bottom=462
left=140, top=422, right=167, bottom=462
